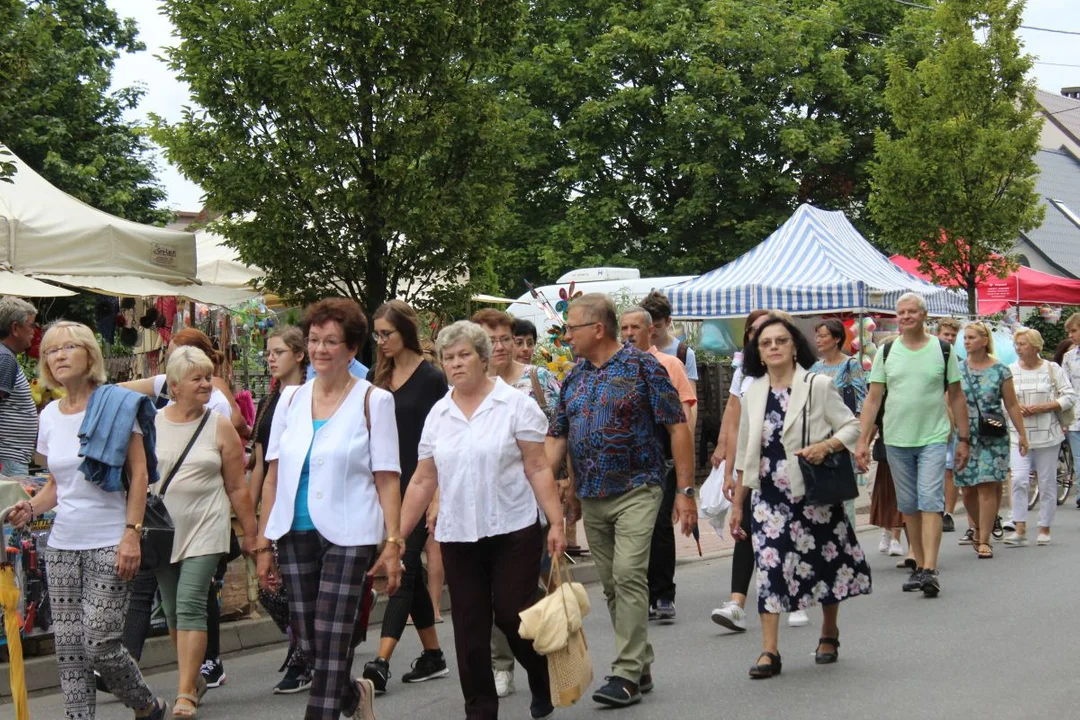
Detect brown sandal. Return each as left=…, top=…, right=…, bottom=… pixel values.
left=975, top=542, right=993, bottom=559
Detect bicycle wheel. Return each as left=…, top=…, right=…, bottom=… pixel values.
left=1057, top=441, right=1074, bottom=506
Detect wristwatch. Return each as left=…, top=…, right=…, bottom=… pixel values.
left=385, top=536, right=406, bottom=548
left=676, top=486, right=696, bottom=499
left=125, top=523, right=143, bottom=533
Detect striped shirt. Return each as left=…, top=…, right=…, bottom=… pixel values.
left=0, top=343, right=38, bottom=467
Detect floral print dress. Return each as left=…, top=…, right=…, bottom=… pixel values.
left=751, top=387, right=872, bottom=614
left=954, top=360, right=1012, bottom=487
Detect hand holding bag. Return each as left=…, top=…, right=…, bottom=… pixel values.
left=798, top=374, right=859, bottom=506
left=132, top=410, right=212, bottom=571
left=532, top=554, right=593, bottom=708
left=962, top=364, right=1007, bottom=438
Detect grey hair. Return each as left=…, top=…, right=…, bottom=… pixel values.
left=166, top=346, right=215, bottom=390
left=436, top=320, right=492, bottom=364
left=621, top=306, right=653, bottom=326
left=570, top=293, right=618, bottom=339
left=0, top=297, right=37, bottom=339
left=895, top=292, right=927, bottom=313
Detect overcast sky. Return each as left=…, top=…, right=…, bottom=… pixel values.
left=107, top=0, right=1080, bottom=213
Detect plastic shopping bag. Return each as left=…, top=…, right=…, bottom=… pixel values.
left=699, top=463, right=732, bottom=538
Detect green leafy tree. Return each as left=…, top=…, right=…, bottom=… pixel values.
left=0, top=0, right=169, bottom=223
left=492, top=0, right=911, bottom=293
left=867, top=0, right=1044, bottom=316
left=153, top=0, right=524, bottom=312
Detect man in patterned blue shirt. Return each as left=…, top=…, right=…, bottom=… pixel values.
left=547, top=293, right=696, bottom=709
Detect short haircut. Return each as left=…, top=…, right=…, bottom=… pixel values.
left=512, top=318, right=538, bottom=341
left=965, top=321, right=996, bottom=356
left=1013, top=326, right=1044, bottom=352
left=895, top=292, right=927, bottom=313
left=640, top=290, right=673, bottom=322
left=937, top=318, right=962, bottom=333
left=814, top=319, right=846, bottom=345
left=302, top=298, right=368, bottom=351
left=570, top=293, right=618, bottom=339
left=166, top=346, right=215, bottom=390
left=436, top=320, right=492, bottom=364
left=0, top=297, right=36, bottom=339
left=1065, top=312, right=1080, bottom=332
left=741, top=317, right=819, bottom=378
left=471, top=308, right=513, bottom=331
left=620, top=306, right=653, bottom=326
left=39, top=321, right=106, bottom=389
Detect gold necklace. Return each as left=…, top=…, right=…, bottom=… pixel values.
left=315, top=376, right=355, bottom=419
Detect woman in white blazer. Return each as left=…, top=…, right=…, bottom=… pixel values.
left=254, top=298, right=403, bottom=720
left=729, top=318, right=872, bottom=679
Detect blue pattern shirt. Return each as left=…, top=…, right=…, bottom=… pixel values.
left=550, top=345, right=686, bottom=499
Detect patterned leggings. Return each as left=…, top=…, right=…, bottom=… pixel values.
left=45, top=545, right=156, bottom=719
left=278, top=531, right=373, bottom=720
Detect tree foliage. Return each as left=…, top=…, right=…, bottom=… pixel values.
left=0, top=0, right=168, bottom=223
left=492, top=0, right=912, bottom=293
left=867, top=0, right=1044, bottom=316
left=153, top=0, right=526, bottom=312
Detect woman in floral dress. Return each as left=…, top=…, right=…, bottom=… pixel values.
left=955, top=322, right=1028, bottom=558
left=732, top=318, right=872, bottom=679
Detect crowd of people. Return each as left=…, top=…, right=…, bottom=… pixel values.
left=0, top=288, right=1078, bottom=719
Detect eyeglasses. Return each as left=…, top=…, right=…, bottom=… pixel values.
left=758, top=336, right=793, bottom=349
left=307, top=337, right=344, bottom=351
left=372, top=330, right=399, bottom=344
left=44, top=343, right=83, bottom=358
left=564, top=322, right=599, bottom=334
left=489, top=335, right=514, bottom=347
left=513, top=337, right=536, bottom=348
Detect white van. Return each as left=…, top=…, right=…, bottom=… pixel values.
left=504, top=267, right=697, bottom=330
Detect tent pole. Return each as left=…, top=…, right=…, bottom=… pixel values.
left=858, top=309, right=864, bottom=365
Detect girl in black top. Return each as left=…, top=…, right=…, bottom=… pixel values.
left=250, top=327, right=312, bottom=694
left=361, top=300, right=450, bottom=693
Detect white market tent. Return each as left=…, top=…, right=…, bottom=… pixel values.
left=196, top=228, right=262, bottom=293
left=666, top=204, right=969, bottom=319
left=0, top=146, right=251, bottom=306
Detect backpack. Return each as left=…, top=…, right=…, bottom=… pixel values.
left=675, top=341, right=688, bottom=366
left=876, top=337, right=953, bottom=431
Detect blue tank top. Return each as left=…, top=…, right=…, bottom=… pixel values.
left=291, top=419, right=327, bottom=531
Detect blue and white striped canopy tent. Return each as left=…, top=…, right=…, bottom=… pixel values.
left=667, top=204, right=968, bottom=318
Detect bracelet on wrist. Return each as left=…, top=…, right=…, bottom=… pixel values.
left=253, top=546, right=274, bottom=555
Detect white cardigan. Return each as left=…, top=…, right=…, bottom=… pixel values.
left=265, top=379, right=401, bottom=546
left=734, top=371, right=860, bottom=498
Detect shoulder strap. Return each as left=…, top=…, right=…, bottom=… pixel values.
left=160, top=410, right=212, bottom=497
left=364, top=385, right=373, bottom=432
left=802, top=373, right=815, bottom=448
left=528, top=366, right=548, bottom=411
left=939, top=338, right=952, bottom=393
left=676, top=341, right=688, bottom=365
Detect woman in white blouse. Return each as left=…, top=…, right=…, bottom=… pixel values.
left=1005, top=327, right=1077, bottom=547
left=254, top=298, right=403, bottom=720
left=399, top=320, right=566, bottom=720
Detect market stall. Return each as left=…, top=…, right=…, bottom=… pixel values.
left=666, top=204, right=969, bottom=319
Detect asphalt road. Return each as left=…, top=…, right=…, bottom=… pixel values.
left=26, top=508, right=1080, bottom=719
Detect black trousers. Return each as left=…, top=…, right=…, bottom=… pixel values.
left=731, top=492, right=754, bottom=595
left=441, top=523, right=549, bottom=720
left=380, top=523, right=437, bottom=641
left=121, top=568, right=158, bottom=661
left=647, top=463, right=677, bottom=605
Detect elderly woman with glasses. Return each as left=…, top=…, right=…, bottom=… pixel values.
left=254, top=298, right=404, bottom=720
left=399, top=320, right=566, bottom=720
left=730, top=317, right=871, bottom=680
left=7, top=322, right=168, bottom=719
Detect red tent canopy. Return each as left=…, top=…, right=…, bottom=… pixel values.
left=890, top=255, right=1080, bottom=315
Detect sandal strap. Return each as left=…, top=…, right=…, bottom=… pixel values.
left=817, top=637, right=840, bottom=648
left=175, top=693, right=199, bottom=705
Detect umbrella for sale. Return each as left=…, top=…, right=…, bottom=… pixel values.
left=0, top=505, right=29, bottom=720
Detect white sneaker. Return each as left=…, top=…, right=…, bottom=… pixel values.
left=1003, top=532, right=1029, bottom=547
left=888, top=539, right=903, bottom=556
left=710, top=601, right=747, bottom=632
left=788, top=609, right=810, bottom=627
left=878, top=530, right=891, bottom=554
left=494, top=669, right=514, bottom=698
left=1037, top=532, right=1051, bottom=546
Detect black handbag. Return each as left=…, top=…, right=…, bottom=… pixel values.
left=798, top=374, right=860, bottom=506
left=130, top=410, right=213, bottom=571
left=840, top=358, right=859, bottom=416
left=963, top=364, right=1007, bottom=439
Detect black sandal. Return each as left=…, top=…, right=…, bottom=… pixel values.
left=749, top=651, right=782, bottom=678
left=815, top=637, right=840, bottom=664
